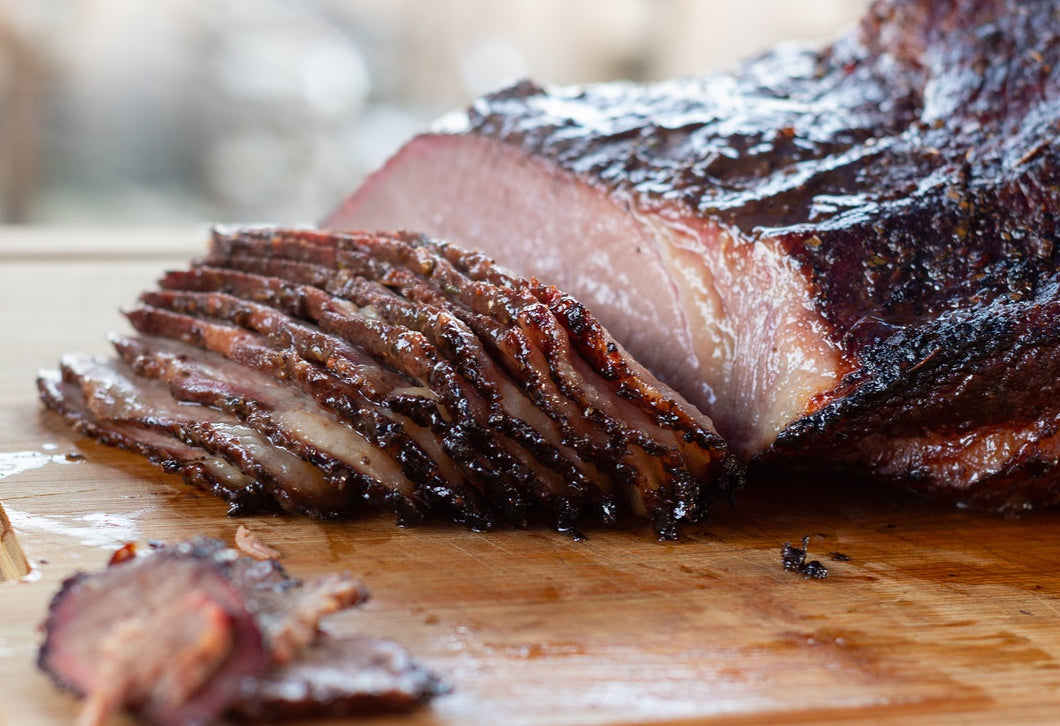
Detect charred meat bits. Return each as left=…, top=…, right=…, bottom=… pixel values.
left=38, top=537, right=444, bottom=726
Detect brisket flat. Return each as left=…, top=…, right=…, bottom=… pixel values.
left=326, top=0, right=1060, bottom=510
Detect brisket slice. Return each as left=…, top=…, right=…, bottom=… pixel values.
left=53, top=354, right=333, bottom=517
left=36, top=368, right=273, bottom=514
left=39, top=539, right=270, bottom=726
left=124, top=298, right=494, bottom=529
left=327, top=0, right=1060, bottom=510
left=38, top=537, right=441, bottom=726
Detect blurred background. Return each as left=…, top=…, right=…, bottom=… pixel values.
left=0, top=0, right=869, bottom=227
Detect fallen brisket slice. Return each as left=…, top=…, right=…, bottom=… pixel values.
left=328, top=0, right=1060, bottom=510
left=39, top=539, right=270, bottom=726
left=39, top=537, right=441, bottom=726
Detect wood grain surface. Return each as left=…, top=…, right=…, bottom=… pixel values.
left=3, top=228, right=1060, bottom=725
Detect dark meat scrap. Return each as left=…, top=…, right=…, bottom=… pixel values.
left=780, top=536, right=828, bottom=580
left=39, top=538, right=270, bottom=726
left=38, top=537, right=443, bottom=726
left=328, top=0, right=1060, bottom=511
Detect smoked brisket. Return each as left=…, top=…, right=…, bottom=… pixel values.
left=327, top=0, right=1060, bottom=510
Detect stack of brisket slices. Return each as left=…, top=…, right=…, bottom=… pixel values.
left=38, top=226, right=734, bottom=539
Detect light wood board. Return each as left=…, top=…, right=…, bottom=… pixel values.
left=3, top=228, right=1060, bottom=725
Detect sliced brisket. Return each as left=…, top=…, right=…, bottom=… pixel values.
left=111, top=333, right=421, bottom=521
left=203, top=227, right=729, bottom=530
left=124, top=298, right=493, bottom=528
left=38, top=226, right=732, bottom=536
left=328, top=0, right=1060, bottom=510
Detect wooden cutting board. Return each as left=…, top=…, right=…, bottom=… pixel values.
left=3, top=228, right=1060, bottom=725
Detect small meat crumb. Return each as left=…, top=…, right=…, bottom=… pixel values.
left=235, top=525, right=281, bottom=561
left=108, top=542, right=139, bottom=567
left=781, top=536, right=828, bottom=580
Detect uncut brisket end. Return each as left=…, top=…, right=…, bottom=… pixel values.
left=328, top=0, right=1060, bottom=510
